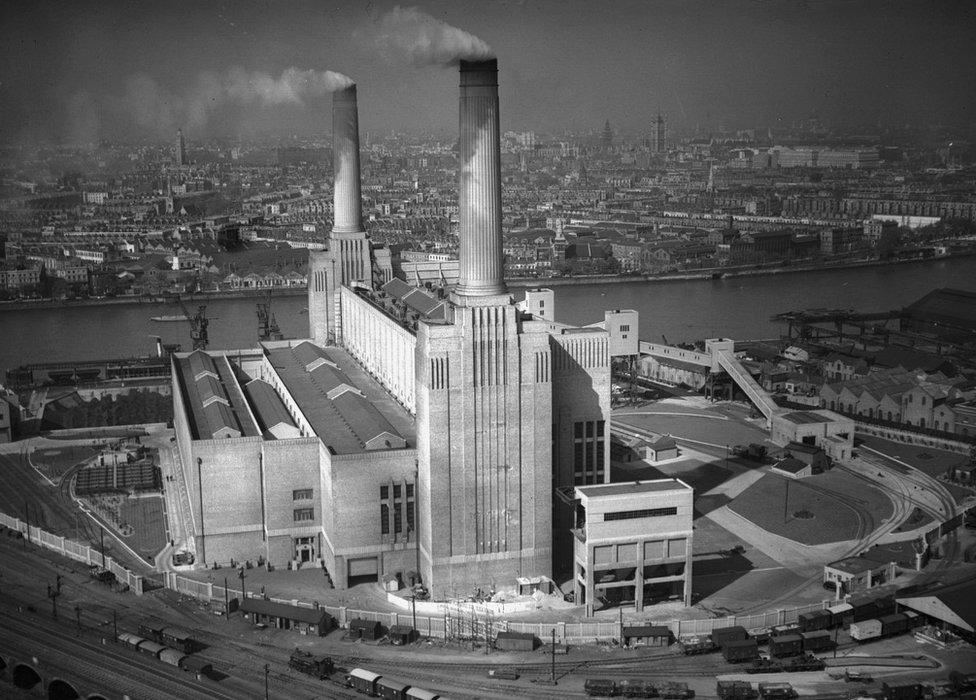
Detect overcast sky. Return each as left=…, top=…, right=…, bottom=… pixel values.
left=2, top=0, right=975, bottom=145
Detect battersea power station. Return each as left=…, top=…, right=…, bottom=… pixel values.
left=172, top=61, right=641, bottom=600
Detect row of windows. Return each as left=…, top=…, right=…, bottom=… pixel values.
left=294, top=507, right=314, bottom=522
left=380, top=484, right=414, bottom=500
left=573, top=420, right=606, bottom=486
left=380, top=483, right=415, bottom=536
left=604, top=507, right=678, bottom=521
left=292, top=488, right=313, bottom=500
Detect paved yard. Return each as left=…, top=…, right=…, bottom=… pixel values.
left=728, top=470, right=893, bottom=545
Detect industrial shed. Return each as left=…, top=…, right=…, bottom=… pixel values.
left=240, top=598, right=336, bottom=636
left=897, top=579, right=976, bottom=639
left=495, top=631, right=538, bottom=651
left=348, top=617, right=383, bottom=641
left=621, top=625, right=671, bottom=647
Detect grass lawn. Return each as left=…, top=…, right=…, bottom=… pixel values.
left=119, top=495, right=168, bottom=561
left=31, top=445, right=100, bottom=479
left=729, top=470, right=893, bottom=545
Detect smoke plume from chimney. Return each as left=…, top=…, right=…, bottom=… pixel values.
left=73, top=67, right=354, bottom=139
left=376, top=6, right=494, bottom=67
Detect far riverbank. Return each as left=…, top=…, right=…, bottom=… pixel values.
left=2, top=249, right=974, bottom=312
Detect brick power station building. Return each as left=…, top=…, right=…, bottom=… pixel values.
left=172, top=61, right=655, bottom=603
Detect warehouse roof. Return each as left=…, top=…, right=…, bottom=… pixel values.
left=265, top=342, right=407, bottom=454
left=243, top=378, right=295, bottom=435
left=241, top=597, right=331, bottom=625
left=176, top=351, right=260, bottom=440
left=897, top=578, right=976, bottom=633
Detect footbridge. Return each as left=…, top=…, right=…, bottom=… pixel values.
left=638, top=338, right=781, bottom=427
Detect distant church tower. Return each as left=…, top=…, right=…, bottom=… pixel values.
left=601, top=120, right=614, bottom=151
left=653, top=113, right=667, bottom=154
left=175, top=128, right=186, bottom=167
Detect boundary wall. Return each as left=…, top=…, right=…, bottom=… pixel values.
left=0, top=510, right=144, bottom=594
left=162, top=568, right=831, bottom=643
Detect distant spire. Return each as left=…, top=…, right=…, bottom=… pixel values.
left=601, top=120, right=614, bottom=150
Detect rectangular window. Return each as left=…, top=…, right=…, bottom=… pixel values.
left=406, top=501, right=415, bottom=531
left=380, top=485, right=389, bottom=499
left=293, top=507, right=314, bottom=522
left=292, top=489, right=313, bottom=501
left=380, top=503, right=390, bottom=535
left=406, top=484, right=414, bottom=498
left=597, top=420, right=605, bottom=437
left=604, top=507, right=677, bottom=521
left=394, top=501, right=402, bottom=533
left=574, top=422, right=584, bottom=439
left=393, top=484, right=402, bottom=498
left=619, top=324, right=630, bottom=332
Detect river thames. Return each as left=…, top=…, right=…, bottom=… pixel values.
left=1, top=257, right=974, bottom=377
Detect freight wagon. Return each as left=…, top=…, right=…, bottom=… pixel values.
left=136, top=640, right=167, bottom=659
left=798, top=610, right=832, bottom=632
left=826, top=602, right=854, bottom=629
left=758, top=682, right=796, bottom=699
left=717, top=680, right=756, bottom=699
left=723, top=639, right=759, bottom=663
left=618, top=679, right=657, bottom=698
left=799, top=630, right=835, bottom=652
left=768, top=633, right=803, bottom=658
left=711, top=625, right=749, bottom=647
left=681, top=638, right=719, bottom=655
left=583, top=680, right=693, bottom=698
left=345, top=668, right=444, bottom=700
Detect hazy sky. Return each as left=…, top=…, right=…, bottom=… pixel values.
left=2, top=0, right=975, bottom=145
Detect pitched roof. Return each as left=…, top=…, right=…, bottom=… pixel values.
left=243, top=379, right=295, bottom=434
left=265, top=342, right=407, bottom=454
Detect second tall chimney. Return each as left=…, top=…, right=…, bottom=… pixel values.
left=332, top=85, right=364, bottom=234
left=454, top=59, right=506, bottom=299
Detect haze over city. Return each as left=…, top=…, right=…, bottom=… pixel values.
left=3, top=0, right=976, bottom=145
left=2, top=2, right=976, bottom=698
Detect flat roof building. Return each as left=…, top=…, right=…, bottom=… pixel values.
left=572, top=479, right=693, bottom=615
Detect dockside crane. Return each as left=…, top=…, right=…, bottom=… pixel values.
left=257, top=291, right=283, bottom=342
left=176, top=297, right=211, bottom=351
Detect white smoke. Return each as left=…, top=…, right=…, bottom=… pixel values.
left=375, top=6, right=494, bottom=67
left=79, top=67, right=355, bottom=138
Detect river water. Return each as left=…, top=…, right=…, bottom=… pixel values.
left=1, top=257, right=974, bottom=377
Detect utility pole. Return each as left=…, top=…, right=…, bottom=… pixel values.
left=784, top=479, right=790, bottom=524
left=411, top=594, right=417, bottom=632
left=239, top=567, right=247, bottom=601
left=113, top=609, right=118, bottom=639
left=264, top=663, right=270, bottom=700
left=224, top=576, right=229, bottom=620
left=550, top=628, right=556, bottom=685
left=24, top=498, right=30, bottom=548
left=100, top=526, right=106, bottom=567
left=47, top=584, right=58, bottom=620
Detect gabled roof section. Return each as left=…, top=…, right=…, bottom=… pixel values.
left=243, top=378, right=295, bottom=435
left=187, top=349, right=218, bottom=381
left=264, top=344, right=408, bottom=454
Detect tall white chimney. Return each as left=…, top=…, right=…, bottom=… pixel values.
left=454, top=59, right=506, bottom=299
left=332, top=85, right=365, bottom=234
